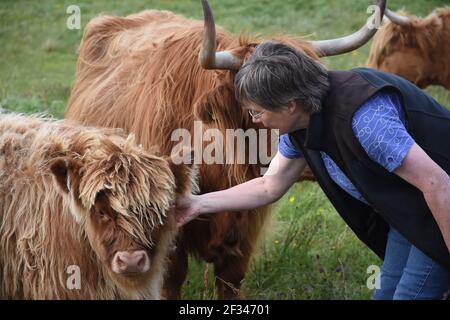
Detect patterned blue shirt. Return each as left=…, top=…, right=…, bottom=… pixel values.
left=279, top=90, right=415, bottom=204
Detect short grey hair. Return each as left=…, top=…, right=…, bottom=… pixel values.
left=235, top=41, right=329, bottom=113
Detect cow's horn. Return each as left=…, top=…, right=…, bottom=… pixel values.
left=385, top=8, right=412, bottom=26
left=312, top=0, right=386, bottom=57
left=199, top=0, right=242, bottom=70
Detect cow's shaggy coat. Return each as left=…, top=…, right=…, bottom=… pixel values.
left=0, top=113, right=197, bottom=299
left=368, top=8, right=450, bottom=89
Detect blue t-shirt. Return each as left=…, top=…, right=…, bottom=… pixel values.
left=279, top=90, right=415, bottom=204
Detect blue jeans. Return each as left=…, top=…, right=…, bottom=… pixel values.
left=373, top=227, right=450, bottom=300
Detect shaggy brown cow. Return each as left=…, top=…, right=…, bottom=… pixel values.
left=0, top=113, right=197, bottom=299
left=65, top=0, right=385, bottom=299
left=368, top=8, right=450, bottom=89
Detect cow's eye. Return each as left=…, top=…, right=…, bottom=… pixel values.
left=97, top=211, right=111, bottom=222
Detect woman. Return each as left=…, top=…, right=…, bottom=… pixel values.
left=175, top=41, right=450, bottom=300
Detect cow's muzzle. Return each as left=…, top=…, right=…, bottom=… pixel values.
left=111, top=250, right=150, bottom=274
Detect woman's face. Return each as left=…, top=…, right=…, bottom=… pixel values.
left=245, top=102, right=310, bottom=135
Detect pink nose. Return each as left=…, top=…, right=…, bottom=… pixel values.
left=112, top=250, right=149, bottom=274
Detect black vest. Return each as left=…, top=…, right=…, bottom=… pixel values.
left=289, top=68, right=450, bottom=270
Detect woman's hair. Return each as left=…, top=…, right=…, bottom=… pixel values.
left=235, top=41, right=329, bottom=113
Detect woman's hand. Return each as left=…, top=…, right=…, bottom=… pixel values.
left=173, top=153, right=306, bottom=228
left=174, top=194, right=202, bottom=227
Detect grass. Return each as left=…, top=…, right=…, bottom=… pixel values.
left=1, top=0, right=449, bottom=300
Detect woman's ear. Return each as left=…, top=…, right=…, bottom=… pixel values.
left=287, top=101, right=298, bottom=114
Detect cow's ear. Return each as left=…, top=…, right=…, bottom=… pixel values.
left=49, top=157, right=77, bottom=194
left=166, top=149, right=199, bottom=196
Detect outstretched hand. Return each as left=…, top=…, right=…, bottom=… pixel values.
left=174, top=194, right=202, bottom=227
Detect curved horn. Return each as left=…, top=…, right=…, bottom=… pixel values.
left=312, top=0, right=386, bottom=57
left=385, top=8, right=413, bottom=26
left=199, top=0, right=242, bottom=70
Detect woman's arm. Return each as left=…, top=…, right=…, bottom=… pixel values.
left=394, top=143, right=450, bottom=253
left=175, top=151, right=307, bottom=226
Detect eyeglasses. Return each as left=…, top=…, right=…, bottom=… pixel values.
left=248, top=109, right=265, bottom=119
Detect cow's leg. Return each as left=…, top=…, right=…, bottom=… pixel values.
left=162, top=240, right=188, bottom=300
left=214, top=252, right=251, bottom=300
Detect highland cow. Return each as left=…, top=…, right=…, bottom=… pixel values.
left=0, top=113, right=197, bottom=299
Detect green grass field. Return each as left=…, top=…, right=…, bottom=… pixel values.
left=1, top=0, right=449, bottom=299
